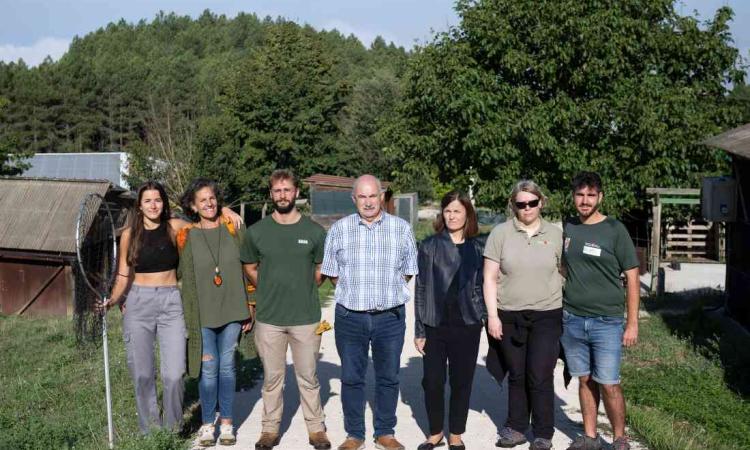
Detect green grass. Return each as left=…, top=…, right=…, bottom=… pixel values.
left=0, top=283, right=334, bottom=449
left=414, top=219, right=436, bottom=241
left=621, top=302, right=750, bottom=450
left=319, top=279, right=335, bottom=307
left=0, top=312, right=188, bottom=449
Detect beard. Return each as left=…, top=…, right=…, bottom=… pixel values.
left=273, top=198, right=296, bottom=214
left=578, top=201, right=600, bottom=218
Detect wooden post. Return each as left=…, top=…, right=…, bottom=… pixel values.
left=650, top=194, right=662, bottom=294
left=240, top=202, right=245, bottom=222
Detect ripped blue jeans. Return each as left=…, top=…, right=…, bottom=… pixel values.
left=199, top=321, right=241, bottom=424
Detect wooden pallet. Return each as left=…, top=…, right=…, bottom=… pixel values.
left=665, top=221, right=710, bottom=260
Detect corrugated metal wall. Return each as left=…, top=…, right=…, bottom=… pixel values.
left=310, top=189, right=357, bottom=216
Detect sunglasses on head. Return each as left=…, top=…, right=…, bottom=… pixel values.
left=515, top=199, right=540, bottom=209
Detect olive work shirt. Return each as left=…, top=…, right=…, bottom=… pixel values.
left=484, top=217, right=563, bottom=311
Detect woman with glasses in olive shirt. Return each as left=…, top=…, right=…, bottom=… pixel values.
left=483, top=180, right=564, bottom=450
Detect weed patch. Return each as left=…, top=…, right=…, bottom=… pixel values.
left=622, top=311, right=750, bottom=450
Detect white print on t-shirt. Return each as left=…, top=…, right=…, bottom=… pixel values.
left=298, top=239, right=309, bottom=244
left=582, top=242, right=602, bottom=257
left=564, top=237, right=571, bottom=252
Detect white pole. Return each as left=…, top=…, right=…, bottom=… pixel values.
left=102, top=309, right=114, bottom=449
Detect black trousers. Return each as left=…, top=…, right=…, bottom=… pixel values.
left=422, top=323, right=482, bottom=435
left=499, top=308, right=562, bottom=440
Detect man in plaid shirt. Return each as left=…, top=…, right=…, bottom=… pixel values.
left=321, top=174, right=418, bottom=450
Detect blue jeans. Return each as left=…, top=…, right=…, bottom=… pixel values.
left=560, top=310, right=624, bottom=385
left=334, top=303, right=405, bottom=440
left=199, top=321, right=241, bottom=424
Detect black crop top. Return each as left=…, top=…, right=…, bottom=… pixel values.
left=134, top=222, right=179, bottom=273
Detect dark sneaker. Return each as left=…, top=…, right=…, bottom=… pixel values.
left=496, top=427, right=527, bottom=447
left=612, top=437, right=630, bottom=450
left=530, top=438, right=553, bottom=450
left=566, top=435, right=601, bottom=450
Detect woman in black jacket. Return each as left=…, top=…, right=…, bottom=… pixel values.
left=415, top=190, right=486, bottom=450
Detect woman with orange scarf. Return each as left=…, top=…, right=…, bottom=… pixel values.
left=177, top=178, right=253, bottom=447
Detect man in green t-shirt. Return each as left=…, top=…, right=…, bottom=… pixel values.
left=560, top=172, right=640, bottom=450
left=241, top=169, right=331, bottom=450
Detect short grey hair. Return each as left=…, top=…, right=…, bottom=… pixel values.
left=351, top=174, right=383, bottom=196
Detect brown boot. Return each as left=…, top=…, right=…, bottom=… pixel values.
left=374, top=435, right=405, bottom=450
left=337, top=437, right=365, bottom=450
left=309, top=431, right=332, bottom=450
left=255, top=432, right=280, bottom=450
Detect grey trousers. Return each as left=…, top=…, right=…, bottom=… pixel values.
left=123, top=285, right=186, bottom=434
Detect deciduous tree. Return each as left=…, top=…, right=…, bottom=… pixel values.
left=390, top=0, right=744, bottom=217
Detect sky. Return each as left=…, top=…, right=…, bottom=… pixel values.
left=0, top=0, right=748, bottom=69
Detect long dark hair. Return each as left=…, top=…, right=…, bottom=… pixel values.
left=180, top=178, right=224, bottom=222
left=434, top=190, right=479, bottom=238
left=127, top=181, right=171, bottom=267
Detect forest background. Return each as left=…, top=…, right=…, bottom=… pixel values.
left=2, top=0, right=750, bottom=220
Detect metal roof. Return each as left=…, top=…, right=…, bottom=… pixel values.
left=701, top=123, right=750, bottom=159
left=0, top=177, right=111, bottom=254
left=302, top=173, right=391, bottom=189
left=21, top=152, right=129, bottom=188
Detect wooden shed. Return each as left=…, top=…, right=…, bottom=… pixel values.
left=0, top=177, right=129, bottom=317
left=703, top=125, right=750, bottom=327
left=302, top=174, right=395, bottom=227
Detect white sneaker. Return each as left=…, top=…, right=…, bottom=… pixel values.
left=197, top=424, right=216, bottom=447
left=219, top=423, right=236, bottom=445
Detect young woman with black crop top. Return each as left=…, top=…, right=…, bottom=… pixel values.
left=103, top=181, right=242, bottom=435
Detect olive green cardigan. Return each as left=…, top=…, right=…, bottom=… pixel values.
left=178, top=221, right=255, bottom=378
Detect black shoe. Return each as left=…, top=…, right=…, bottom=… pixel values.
left=449, top=442, right=466, bottom=450
left=417, top=440, right=445, bottom=450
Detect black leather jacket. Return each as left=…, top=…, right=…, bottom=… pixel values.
left=414, top=230, right=486, bottom=338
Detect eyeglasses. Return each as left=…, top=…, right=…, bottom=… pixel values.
left=514, top=199, right=540, bottom=209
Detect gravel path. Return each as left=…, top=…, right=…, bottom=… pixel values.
left=196, top=281, right=646, bottom=450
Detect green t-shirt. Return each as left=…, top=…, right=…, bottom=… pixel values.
left=240, top=215, right=326, bottom=326
left=562, top=217, right=638, bottom=317
left=189, top=225, right=249, bottom=328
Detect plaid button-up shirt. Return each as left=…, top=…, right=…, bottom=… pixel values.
left=321, top=212, right=418, bottom=311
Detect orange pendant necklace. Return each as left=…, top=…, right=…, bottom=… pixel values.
left=199, top=222, right=223, bottom=287
left=213, top=266, right=223, bottom=286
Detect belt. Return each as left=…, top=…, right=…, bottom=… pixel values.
left=342, top=304, right=403, bottom=316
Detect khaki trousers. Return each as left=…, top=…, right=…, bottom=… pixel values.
left=254, top=321, right=325, bottom=433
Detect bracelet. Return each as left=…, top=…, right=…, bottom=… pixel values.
left=117, top=273, right=129, bottom=277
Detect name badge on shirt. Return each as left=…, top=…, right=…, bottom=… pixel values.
left=298, top=239, right=309, bottom=245
left=582, top=242, right=602, bottom=257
